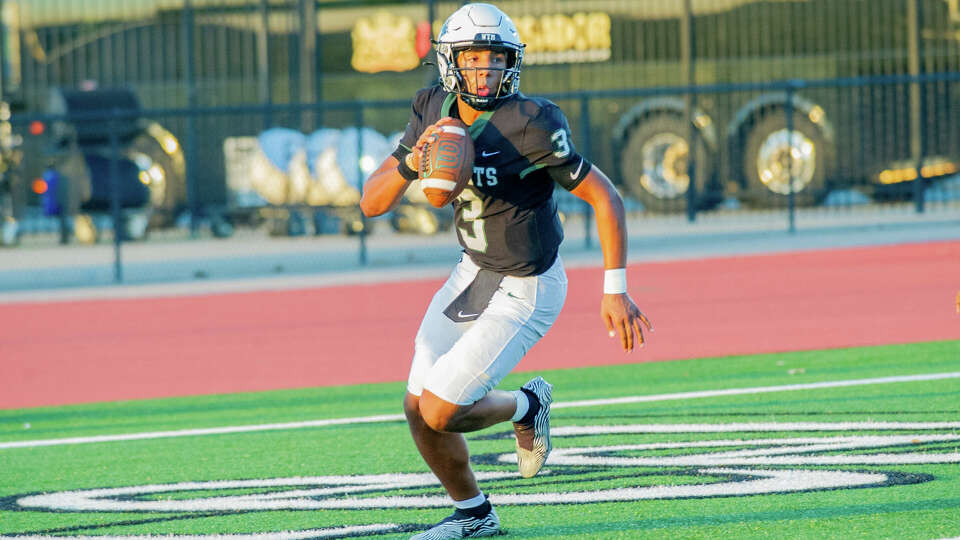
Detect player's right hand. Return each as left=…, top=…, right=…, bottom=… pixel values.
left=411, top=117, right=461, bottom=171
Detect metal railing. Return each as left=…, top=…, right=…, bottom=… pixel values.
left=5, top=71, right=960, bottom=284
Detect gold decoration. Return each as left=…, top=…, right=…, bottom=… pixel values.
left=515, top=12, right=611, bottom=65
left=352, top=11, right=419, bottom=73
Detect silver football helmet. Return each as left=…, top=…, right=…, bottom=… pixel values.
left=435, top=3, right=525, bottom=110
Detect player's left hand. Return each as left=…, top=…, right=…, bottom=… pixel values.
left=410, top=117, right=461, bottom=171
left=602, top=293, right=653, bottom=352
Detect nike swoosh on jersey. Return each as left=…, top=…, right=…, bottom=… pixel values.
left=481, top=150, right=500, bottom=157
left=569, top=158, right=584, bottom=179
left=457, top=310, right=480, bottom=318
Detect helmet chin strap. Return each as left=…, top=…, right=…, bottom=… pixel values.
left=461, top=95, right=497, bottom=111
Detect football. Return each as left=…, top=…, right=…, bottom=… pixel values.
left=419, top=120, right=475, bottom=207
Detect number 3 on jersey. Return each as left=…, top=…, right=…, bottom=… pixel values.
left=456, top=187, right=488, bottom=252
left=551, top=128, right=571, bottom=158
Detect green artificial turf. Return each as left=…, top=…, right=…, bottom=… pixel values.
left=1, top=340, right=958, bottom=539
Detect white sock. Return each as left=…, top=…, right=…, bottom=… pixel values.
left=453, top=491, right=486, bottom=509
left=510, top=390, right=529, bottom=422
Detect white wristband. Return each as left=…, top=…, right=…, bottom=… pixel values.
left=603, top=268, right=627, bottom=294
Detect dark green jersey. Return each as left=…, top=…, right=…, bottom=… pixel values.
left=394, top=86, right=590, bottom=276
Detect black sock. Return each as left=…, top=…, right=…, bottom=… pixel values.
left=454, top=498, right=492, bottom=518
left=517, top=387, right=540, bottom=425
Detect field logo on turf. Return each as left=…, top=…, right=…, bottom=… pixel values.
left=5, top=422, right=960, bottom=538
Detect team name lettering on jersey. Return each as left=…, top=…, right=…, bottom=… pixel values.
left=473, top=166, right=498, bottom=187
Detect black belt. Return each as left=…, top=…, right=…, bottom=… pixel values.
left=443, top=268, right=505, bottom=323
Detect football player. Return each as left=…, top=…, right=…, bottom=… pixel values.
left=360, top=3, right=652, bottom=538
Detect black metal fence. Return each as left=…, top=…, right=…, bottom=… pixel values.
left=2, top=0, right=960, bottom=283
left=6, top=71, right=960, bottom=280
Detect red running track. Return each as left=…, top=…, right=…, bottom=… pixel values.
left=2, top=241, right=958, bottom=409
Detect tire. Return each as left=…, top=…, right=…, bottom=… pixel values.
left=617, top=114, right=717, bottom=213
left=127, top=122, right=187, bottom=227
left=741, top=111, right=832, bottom=207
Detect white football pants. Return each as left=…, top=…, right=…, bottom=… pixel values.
left=408, top=253, right=567, bottom=405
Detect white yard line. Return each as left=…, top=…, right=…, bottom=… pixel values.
left=0, top=414, right=406, bottom=450
left=551, top=371, right=960, bottom=409
left=3, top=371, right=959, bottom=451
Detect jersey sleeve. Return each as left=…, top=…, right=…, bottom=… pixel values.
left=521, top=103, right=591, bottom=191
left=391, top=88, right=430, bottom=162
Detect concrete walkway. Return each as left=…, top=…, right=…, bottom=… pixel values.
left=1, top=203, right=958, bottom=303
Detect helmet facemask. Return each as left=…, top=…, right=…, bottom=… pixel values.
left=437, top=42, right=523, bottom=110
